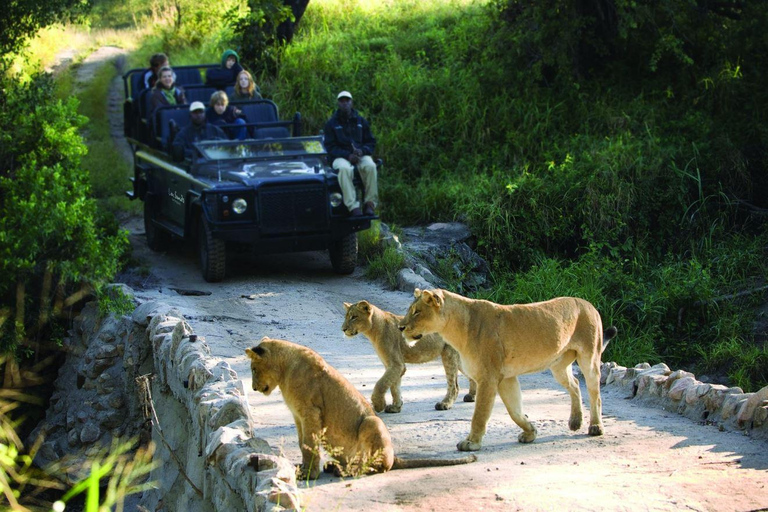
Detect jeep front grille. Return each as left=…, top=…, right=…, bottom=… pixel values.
left=259, top=183, right=328, bottom=235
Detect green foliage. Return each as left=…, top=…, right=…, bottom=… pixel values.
left=96, top=286, right=136, bottom=317
left=225, top=0, right=294, bottom=73
left=0, top=0, right=89, bottom=55
left=0, top=68, right=128, bottom=355
left=364, top=246, right=406, bottom=289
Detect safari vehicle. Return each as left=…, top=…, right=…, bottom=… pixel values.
left=122, top=64, right=375, bottom=282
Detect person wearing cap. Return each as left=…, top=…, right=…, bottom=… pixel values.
left=323, top=91, right=379, bottom=216
left=171, top=102, right=227, bottom=161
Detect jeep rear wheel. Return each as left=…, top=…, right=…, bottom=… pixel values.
left=329, top=233, right=358, bottom=274
left=144, top=197, right=170, bottom=252
left=198, top=217, right=226, bottom=282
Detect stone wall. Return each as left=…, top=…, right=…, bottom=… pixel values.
left=600, top=361, right=768, bottom=441
left=31, top=286, right=300, bottom=511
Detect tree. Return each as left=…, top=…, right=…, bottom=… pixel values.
left=0, top=0, right=89, bottom=56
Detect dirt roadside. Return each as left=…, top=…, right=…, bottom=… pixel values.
left=103, top=51, right=768, bottom=511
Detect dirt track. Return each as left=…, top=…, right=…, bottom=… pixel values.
left=101, top=47, right=768, bottom=511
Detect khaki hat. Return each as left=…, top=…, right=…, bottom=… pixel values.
left=189, top=101, right=205, bottom=112
left=337, top=91, right=352, bottom=100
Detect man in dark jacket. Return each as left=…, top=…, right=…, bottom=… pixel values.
left=172, top=102, right=227, bottom=161
left=323, top=91, right=378, bottom=216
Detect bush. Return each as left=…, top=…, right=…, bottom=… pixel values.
left=0, top=67, right=127, bottom=356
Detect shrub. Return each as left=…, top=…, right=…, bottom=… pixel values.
left=0, top=68, right=127, bottom=356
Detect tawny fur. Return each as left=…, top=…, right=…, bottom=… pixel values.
left=245, top=337, right=477, bottom=479
left=342, top=300, right=476, bottom=413
left=398, top=288, right=618, bottom=452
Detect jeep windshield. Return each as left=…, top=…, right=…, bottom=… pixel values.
left=196, top=136, right=326, bottom=161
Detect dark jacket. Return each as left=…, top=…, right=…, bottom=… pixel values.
left=205, top=105, right=244, bottom=127
left=221, top=49, right=244, bottom=83
left=150, top=86, right=186, bottom=113
left=323, top=109, right=376, bottom=162
left=172, top=122, right=227, bottom=160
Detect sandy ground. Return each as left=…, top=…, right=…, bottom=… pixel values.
left=119, top=221, right=768, bottom=512
left=98, top=46, right=768, bottom=511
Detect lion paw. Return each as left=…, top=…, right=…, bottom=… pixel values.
left=518, top=429, right=537, bottom=443
left=588, top=424, right=604, bottom=436
left=569, top=417, right=582, bottom=431
left=371, top=395, right=386, bottom=412
left=384, top=404, right=402, bottom=413
left=297, top=464, right=320, bottom=480
left=435, top=401, right=453, bottom=411
left=457, top=439, right=482, bottom=451
left=463, top=394, right=476, bottom=403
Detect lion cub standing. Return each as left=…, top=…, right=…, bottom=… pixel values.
left=245, top=337, right=476, bottom=478
left=342, top=300, right=476, bottom=413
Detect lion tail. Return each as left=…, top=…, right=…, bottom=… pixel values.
left=602, top=326, right=618, bottom=352
left=392, top=454, right=477, bottom=470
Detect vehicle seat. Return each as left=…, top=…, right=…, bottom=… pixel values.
left=155, top=106, right=191, bottom=150
left=253, top=127, right=290, bottom=139
left=184, top=85, right=218, bottom=105
left=174, top=68, right=204, bottom=87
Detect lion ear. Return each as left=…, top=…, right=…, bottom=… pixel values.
left=359, top=300, right=370, bottom=312
left=343, top=302, right=352, bottom=311
left=422, top=290, right=444, bottom=308
left=245, top=347, right=262, bottom=361
left=413, top=288, right=422, bottom=298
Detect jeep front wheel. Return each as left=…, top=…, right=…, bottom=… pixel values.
left=144, top=197, right=170, bottom=252
left=198, top=217, right=226, bottom=282
left=329, top=233, right=358, bottom=274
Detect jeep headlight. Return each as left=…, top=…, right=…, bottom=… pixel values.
left=329, top=192, right=343, bottom=208
left=232, top=198, right=248, bottom=215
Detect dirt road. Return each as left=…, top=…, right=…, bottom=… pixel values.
left=120, top=218, right=768, bottom=512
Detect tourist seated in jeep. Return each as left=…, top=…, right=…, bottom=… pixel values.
left=142, top=52, right=169, bottom=91
left=150, top=66, right=187, bottom=121
left=206, top=91, right=247, bottom=140
left=171, top=102, right=227, bottom=161
left=233, top=70, right=262, bottom=101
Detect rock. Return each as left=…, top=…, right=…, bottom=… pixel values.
left=80, top=422, right=101, bottom=444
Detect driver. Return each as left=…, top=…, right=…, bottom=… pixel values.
left=172, top=102, right=227, bottom=161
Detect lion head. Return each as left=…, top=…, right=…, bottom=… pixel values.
left=342, top=300, right=374, bottom=337
left=245, top=337, right=283, bottom=396
left=398, top=288, right=444, bottom=341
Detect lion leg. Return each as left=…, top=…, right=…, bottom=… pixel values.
left=577, top=351, right=604, bottom=436
left=357, top=416, right=396, bottom=473
left=498, top=376, right=537, bottom=443
left=385, top=367, right=405, bottom=413
left=372, top=364, right=404, bottom=413
left=550, top=352, right=583, bottom=431
left=436, top=346, right=460, bottom=410
left=296, top=409, right=323, bottom=479
left=464, top=377, right=477, bottom=402
left=458, top=380, right=497, bottom=451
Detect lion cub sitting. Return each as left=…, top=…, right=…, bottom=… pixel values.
left=245, top=337, right=476, bottom=478
left=342, top=300, right=476, bottom=413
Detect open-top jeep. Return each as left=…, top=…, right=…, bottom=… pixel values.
left=122, top=64, right=375, bottom=281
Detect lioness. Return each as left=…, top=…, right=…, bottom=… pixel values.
left=342, top=300, right=476, bottom=413
left=398, top=288, right=617, bottom=452
left=245, top=337, right=477, bottom=478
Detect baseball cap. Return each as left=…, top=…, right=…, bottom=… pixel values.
left=189, top=101, right=205, bottom=112
left=337, top=91, right=352, bottom=100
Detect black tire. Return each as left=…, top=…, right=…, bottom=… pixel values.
left=198, top=217, right=226, bottom=282
left=329, top=233, right=358, bottom=274
left=144, top=197, right=170, bottom=252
